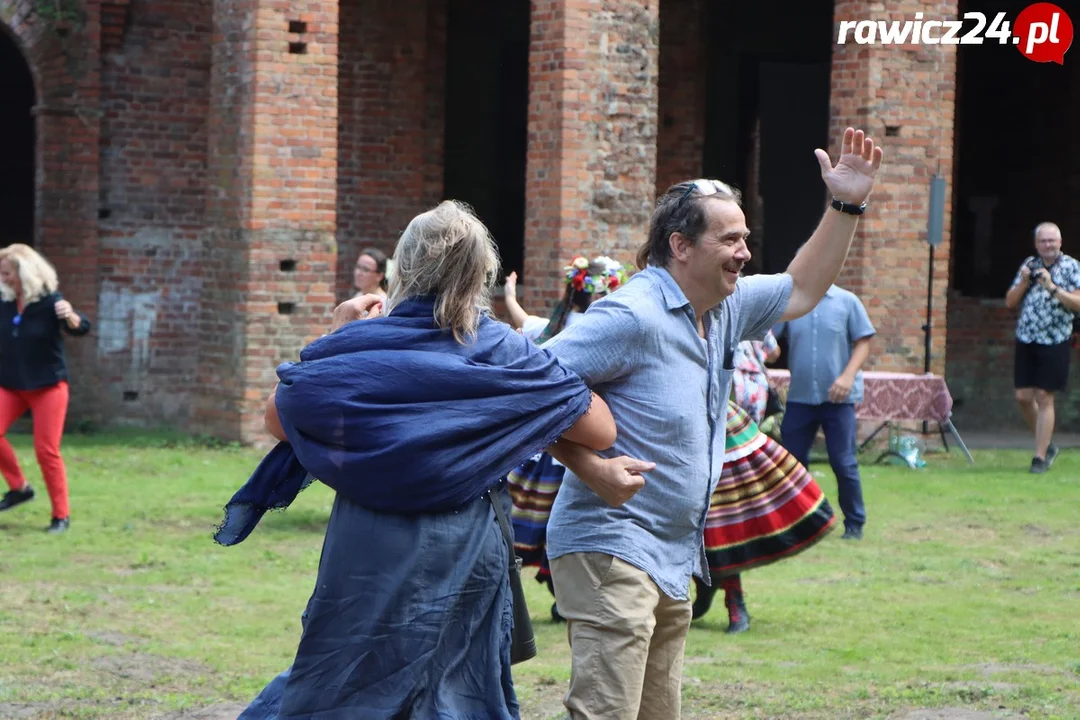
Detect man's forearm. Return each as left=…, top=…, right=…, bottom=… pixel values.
left=547, top=438, right=603, bottom=486
left=782, top=209, right=860, bottom=319
left=1053, top=287, right=1080, bottom=313
left=1005, top=281, right=1029, bottom=309
left=840, top=337, right=872, bottom=379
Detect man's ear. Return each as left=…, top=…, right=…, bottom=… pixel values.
left=669, top=231, right=691, bottom=264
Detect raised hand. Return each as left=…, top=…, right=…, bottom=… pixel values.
left=814, top=127, right=884, bottom=206
left=504, top=271, right=518, bottom=300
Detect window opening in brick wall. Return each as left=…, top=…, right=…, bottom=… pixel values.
left=280, top=259, right=297, bottom=272
left=951, top=0, right=1076, bottom=298
left=443, top=0, right=529, bottom=282
left=700, top=0, right=833, bottom=282
left=277, top=302, right=296, bottom=315
left=289, top=20, right=307, bottom=34
left=288, top=42, right=308, bottom=55
left=0, top=32, right=36, bottom=247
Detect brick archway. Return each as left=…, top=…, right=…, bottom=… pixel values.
left=1, top=0, right=102, bottom=421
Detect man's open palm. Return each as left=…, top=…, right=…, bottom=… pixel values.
left=815, top=127, right=884, bottom=205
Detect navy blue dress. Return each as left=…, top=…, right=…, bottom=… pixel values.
left=239, top=487, right=519, bottom=719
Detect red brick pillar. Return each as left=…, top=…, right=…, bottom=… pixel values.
left=197, top=0, right=338, bottom=443
left=523, top=0, right=659, bottom=311
left=829, top=0, right=958, bottom=375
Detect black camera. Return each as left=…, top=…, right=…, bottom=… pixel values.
left=1027, top=260, right=1046, bottom=282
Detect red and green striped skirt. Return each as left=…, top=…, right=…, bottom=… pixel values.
left=704, top=401, right=836, bottom=575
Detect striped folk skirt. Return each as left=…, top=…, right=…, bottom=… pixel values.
left=507, top=451, right=565, bottom=581
left=704, top=402, right=837, bottom=576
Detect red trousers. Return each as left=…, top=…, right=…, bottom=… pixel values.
left=0, top=381, right=70, bottom=519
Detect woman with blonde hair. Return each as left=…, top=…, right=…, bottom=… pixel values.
left=219, top=200, right=616, bottom=719
left=0, top=244, right=91, bottom=533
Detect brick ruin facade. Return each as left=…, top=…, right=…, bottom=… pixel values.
left=0, top=0, right=1076, bottom=443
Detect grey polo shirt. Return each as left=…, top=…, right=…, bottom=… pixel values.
left=542, top=265, right=792, bottom=600
left=773, top=284, right=875, bottom=405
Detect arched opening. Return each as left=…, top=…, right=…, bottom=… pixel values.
left=0, top=29, right=36, bottom=247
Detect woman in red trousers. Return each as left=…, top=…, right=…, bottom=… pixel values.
left=0, top=244, right=91, bottom=533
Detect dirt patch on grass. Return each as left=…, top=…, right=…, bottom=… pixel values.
left=152, top=703, right=248, bottom=719
left=91, top=653, right=213, bottom=685
left=967, top=661, right=1076, bottom=678
left=85, top=630, right=143, bottom=647
left=0, top=704, right=56, bottom=720
left=887, top=709, right=1026, bottom=720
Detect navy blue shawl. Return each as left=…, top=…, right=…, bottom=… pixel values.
left=214, top=297, right=592, bottom=546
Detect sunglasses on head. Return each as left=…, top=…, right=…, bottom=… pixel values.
left=676, top=179, right=735, bottom=209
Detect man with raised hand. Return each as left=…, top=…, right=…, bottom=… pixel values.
left=541, top=128, right=883, bottom=720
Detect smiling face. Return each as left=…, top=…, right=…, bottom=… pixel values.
left=680, top=198, right=752, bottom=302
left=1034, top=224, right=1062, bottom=264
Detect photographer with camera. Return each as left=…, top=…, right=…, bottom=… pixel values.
left=1005, top=222, right=1080, bottom=474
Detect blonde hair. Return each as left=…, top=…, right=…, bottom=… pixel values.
left=385, top=200, right=500, bottom=342
left=0, top=244, right=59, bottom=304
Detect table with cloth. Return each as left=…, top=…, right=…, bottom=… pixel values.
left=766, top=369, right=974, bottom=465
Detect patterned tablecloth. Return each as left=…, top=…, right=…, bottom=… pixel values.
left=767, top=370, right=955, bottom=425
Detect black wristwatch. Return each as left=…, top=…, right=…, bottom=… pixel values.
left=830, top=197, right=867, bottom=216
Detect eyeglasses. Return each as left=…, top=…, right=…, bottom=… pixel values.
left=676, top=179, right=735, bottom=209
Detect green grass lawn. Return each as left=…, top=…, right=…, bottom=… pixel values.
left=0, top=432, right=1077, bottom=719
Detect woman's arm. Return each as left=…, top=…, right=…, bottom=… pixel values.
left=559, top=392, right=616, bottom=451
left=503, top=271, right=532, bottom=330
left=264, top=384, right=287, bottom=442
left=55, top=299, right=91, bottom=336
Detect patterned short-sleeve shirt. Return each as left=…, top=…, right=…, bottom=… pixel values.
left=1012, top=253, right=1080, bottom=345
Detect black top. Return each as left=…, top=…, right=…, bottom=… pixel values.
left=0, top=292, right=92, bottom=390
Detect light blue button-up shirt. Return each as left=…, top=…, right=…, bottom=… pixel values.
left=773, top=284, right=875, bottom=405
left=542, top=266, right=792, bottom=600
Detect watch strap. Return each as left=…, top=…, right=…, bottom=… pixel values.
left=830, top=197, right=867, bottom=216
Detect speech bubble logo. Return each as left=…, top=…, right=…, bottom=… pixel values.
left=1014, top=3, right=1073, bottom=64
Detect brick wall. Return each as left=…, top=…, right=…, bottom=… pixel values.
left=195, top=0, right=338, bottom=443
left=829, top=0, right=958, bottom=377
left=335, top=0, right=446, bottom=302
left=1, top=0, right=104, bottom=425
left=96, top=0, right=211, bottom=428
left=524, top=0, right=659, bottom=314
left=945, top=294, right=1080, bottom=432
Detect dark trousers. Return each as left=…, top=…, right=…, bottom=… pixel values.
left=781, top=401, right=866, bottom=529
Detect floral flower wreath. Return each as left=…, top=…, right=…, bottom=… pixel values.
left=563, top=255, right=631, bottom=295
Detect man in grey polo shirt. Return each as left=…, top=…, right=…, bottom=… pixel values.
left=773, top=285, right=875, bottom=541
left=541, top=127, right=883, bottom=720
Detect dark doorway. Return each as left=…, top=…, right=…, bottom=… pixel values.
left=951, top=0, right=1076, bottom=298
left=0, top=30, right=35, bottom=247
left=702, top=0, right=833, bottom=275
left=443, top=0, right=530, bottom=277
